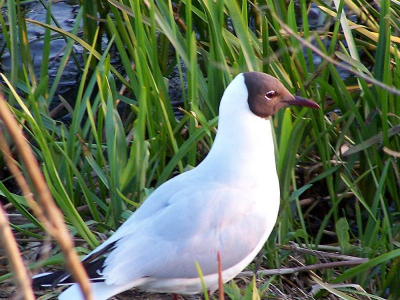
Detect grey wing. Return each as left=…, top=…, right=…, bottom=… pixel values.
left=102, top=185, right=271, bottom=286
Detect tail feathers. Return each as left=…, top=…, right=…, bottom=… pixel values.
left=59, top=281, right=143, bottom=300
left=34, top=273, right=149, bottom=300
left=59, top=283, right=110, bottom=300
left=33, top=270, right=105, bottom=288
left=32, top=255, right=108, bottom=288
left=32, top=271, right=75, bottom=287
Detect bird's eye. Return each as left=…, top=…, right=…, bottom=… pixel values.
left=265, top=91, right=276, bottom=101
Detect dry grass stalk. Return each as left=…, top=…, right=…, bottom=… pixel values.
left=0, top=91, right=93, bottom=300
left=0, top=204, right=35, bottom=300
left=217, top=251, right=224, bottom=300
left=239, top=259, right=368, bottom=277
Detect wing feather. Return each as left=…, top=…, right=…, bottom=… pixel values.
left=102, top=183, right=274, bottom=286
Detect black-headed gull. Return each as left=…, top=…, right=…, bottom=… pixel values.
left=33, top=72, right=319, bottom=299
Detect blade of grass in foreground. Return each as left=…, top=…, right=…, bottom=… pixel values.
left=5, top=0, right=18, bottom=105
left=194, top=261, right=209, bottom=300
left=224, top=0, right=258, bottom=71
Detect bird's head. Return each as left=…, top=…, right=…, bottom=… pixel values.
left=241, top=72, right=320, bottom=118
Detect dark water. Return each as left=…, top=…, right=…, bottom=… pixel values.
left=0, top=1, right=82, bottom=120
left=0, top=0, right=189, bottom=119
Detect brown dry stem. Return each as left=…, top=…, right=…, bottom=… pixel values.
left=0, top=91, right=93, bottom=300
left=0, top=204, right=35, bottom=300
left=217, top=251, right=224, bottom=300
left=239, top=259, right=368, bottom=277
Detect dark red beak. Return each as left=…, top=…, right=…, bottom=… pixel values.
left=284, top=95, right=320, bottom=109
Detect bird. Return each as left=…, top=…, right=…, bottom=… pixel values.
left=33, top=72, right=320, bottom=300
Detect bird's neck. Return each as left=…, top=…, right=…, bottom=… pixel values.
left=197, top=110, right=278, bottom=187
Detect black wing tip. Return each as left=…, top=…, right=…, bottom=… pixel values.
left=32, top=271, right=72, bottom=288
left=32, top=241, right=119, bottom=288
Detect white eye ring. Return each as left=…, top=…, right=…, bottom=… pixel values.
left=265, top=91, right=276, bottom=101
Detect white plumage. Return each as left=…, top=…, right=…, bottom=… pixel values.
left=33, top=72, right=319, bottom=300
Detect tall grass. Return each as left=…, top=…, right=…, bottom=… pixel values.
left=0, top=0, right=399, bottom=298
